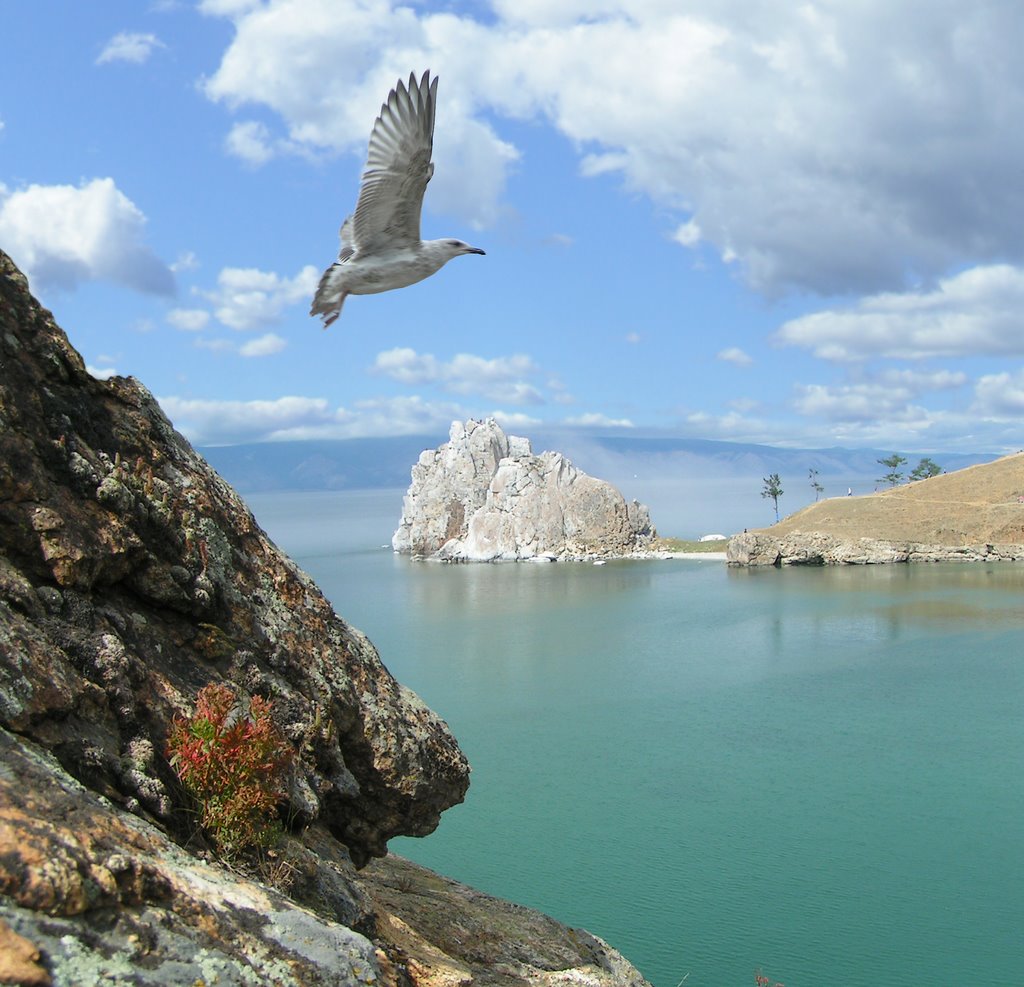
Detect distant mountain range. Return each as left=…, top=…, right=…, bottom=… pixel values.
left=199, top=431, right=995, bottom=494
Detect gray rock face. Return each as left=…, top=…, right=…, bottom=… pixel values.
left=726, top=530, right=1024, bottom=566
left=393, top=419, right=655, bottom=561
left=0, top=249, right=469, bottom=869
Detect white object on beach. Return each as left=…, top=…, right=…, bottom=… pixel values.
left=310, top=71, right=486, bottom=327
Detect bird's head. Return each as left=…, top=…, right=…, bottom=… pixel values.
left=440, top=238, right=486, bottom=258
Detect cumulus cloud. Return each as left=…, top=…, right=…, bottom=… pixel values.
left=239, top=332, right=287, bottom=357
left=973, top=370, right=1024, bottom=416
left=203, top=264, right=318, bottom=330
left=372, top=347, right=544, bottom=404
left=717, top=346, right=753, bottom=366
left=778, top=265, right=1024, bottom=361
left=0, top=178, right=174, bottom=296
left=199, top=1, right=1024, bottom=294
left=157, top=392, right=468, bottom=444
left=792, top=369, right=967, bottom=423
left=96, top=31, right=166, bottom=65
left=224, top=121, right=276, bottom=165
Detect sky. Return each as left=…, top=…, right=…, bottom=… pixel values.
left=3, top=1, right=1024, bottom=454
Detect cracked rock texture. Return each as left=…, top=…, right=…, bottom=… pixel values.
left=393, top=419, right=655, bottom=561
left=0, top=249, right=651, bottom=986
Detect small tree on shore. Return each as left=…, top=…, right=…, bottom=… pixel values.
left=762, top=473, right=783, bottom=522
left=910, top=457, right=941, bottom=480
left=808, top=467, right=824, bottom=501
left=876, top=453, right=907, bottom=487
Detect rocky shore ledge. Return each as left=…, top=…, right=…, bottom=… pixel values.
left=727, top=530, right=1024, bottom=566
left=727, top=452, right=1024, bottom=566
left=393, top=419, right=656, bottom=561
left=0, top=247, right=649, bottom=986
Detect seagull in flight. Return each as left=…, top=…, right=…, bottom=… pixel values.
left=310, top=70, right=485, bottom=327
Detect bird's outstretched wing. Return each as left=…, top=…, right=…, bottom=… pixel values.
left=335, top=215, right=355, bottom=263
left=350, top=70, right=437, bottom=254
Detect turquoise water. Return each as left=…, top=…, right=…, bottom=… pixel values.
left=250, top=491, right=1024, bottom=987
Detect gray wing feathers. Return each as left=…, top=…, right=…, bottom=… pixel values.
left=352, top=71, right=437, bottom=252
left=337, top=215, right=355, bottom=263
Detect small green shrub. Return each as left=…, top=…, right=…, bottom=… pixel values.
left=168, top=682, right=293, bottom=857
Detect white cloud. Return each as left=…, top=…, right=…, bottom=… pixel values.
left=0, top=178, right=174, bottom=296
left=167, top=308, right=210, bottom=332
left=563, top=413, right=635, bottom=428
left=973, top=370, right=1024, bottom=416
left=372, top=347, right=544, bottom=405
left=159, top=395, right=331, bottom=444
left=96, top=31, right=166, bottom=65
left=171, top=251, right=200, bottom=273
left=239, top=332, right=287, bottom=357
left=778, top=265, right=1024, bottom=361
left=157, top=392, right=468, bottom=444
left=672, top=220, right=701, bottom=249
left=488, top=410, right=543, bottom=431
left=224, top=121, right=275, bottom=165
left=87, top=364, right=119, bottom=380
left=204, top=264, right=318, bottom=330
left=199, top=0, right=261, bottom=14
left=200, top=2, right=1024, bottom=294
left=792, top=369, right=967, bottom=423
left=717, top=346, right=753, bottom=366
left=625, top=332, right=642, bottom=345
left=223, top=121, right=311, bottom=165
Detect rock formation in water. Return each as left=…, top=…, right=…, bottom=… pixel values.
left=393, top=419, right=656, bottom=561
left=0, top=248, right=650, bottom=986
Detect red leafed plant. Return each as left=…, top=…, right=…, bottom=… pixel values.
left=167, top=682, right=293, bottom=856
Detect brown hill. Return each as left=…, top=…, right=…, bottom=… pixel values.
left=758, top=452, right=1024, bottom=545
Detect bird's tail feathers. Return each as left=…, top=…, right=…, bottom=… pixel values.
left=310, top=264, right=347, bottom=329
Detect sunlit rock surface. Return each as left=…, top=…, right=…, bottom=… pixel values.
left=393, top=419, right=655, bottom=561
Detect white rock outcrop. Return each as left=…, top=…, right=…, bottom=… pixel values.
left=393, top=419, right=656, bottom=561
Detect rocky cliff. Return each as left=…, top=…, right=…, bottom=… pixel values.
left=393, top=419, right=655, bottom=561
left=727, top=453, right=1024, bottom=565
left=0, top=248, right=650, bottom=986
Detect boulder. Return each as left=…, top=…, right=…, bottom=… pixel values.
left=393, top=419, right=655, bottom=561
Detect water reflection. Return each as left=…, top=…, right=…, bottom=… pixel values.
left=402, top=557, right=653, bottom=617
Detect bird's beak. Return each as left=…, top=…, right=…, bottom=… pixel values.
left=466, top=246, right=486, bottom=255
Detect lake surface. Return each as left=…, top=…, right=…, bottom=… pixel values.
left=249, top=490, right=1024, bottom=987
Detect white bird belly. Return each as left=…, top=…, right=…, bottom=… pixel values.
left=340, top=248, right=445, bottom=296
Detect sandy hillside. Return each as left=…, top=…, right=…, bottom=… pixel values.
left=756, top=452, right=1024, bottom=546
